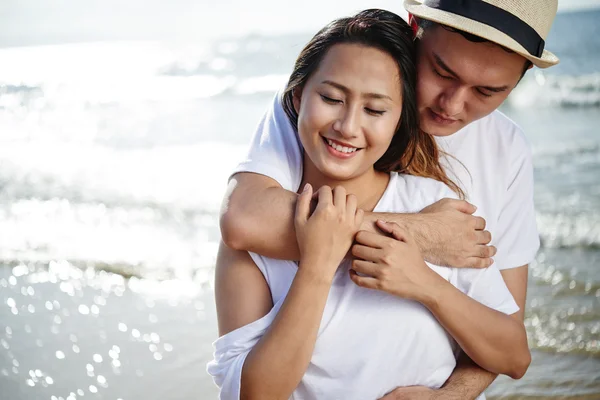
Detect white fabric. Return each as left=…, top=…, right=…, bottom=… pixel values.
left=207, top=173, right=519, bottom=400
left=234, top=91, right=303, bottom=191
left=231, top=90, right=540, bottom=270
left=434, top=113, right=540, bottom=270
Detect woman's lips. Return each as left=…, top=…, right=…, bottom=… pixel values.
left=322, top=137, right=360, bottom=159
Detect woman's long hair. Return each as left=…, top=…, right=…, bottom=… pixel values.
left=281, top=9, right=463, bottom=197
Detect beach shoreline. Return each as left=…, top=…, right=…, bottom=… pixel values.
left=1, top=262, right=599, bottom=399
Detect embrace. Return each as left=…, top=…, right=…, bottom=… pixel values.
left=208, top=1, right=559, bottom=399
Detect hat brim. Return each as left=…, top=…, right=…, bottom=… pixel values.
left=404, top=0, right=559, bottom=68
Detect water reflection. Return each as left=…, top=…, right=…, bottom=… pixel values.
left=0, top=261, right=219, bottom=399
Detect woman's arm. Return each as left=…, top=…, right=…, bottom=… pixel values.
left=350, top=221, right=530, bottom=379
left=216, top=185, right=362, bottom=400
left=240, top=263, right=334, bottom=400
left=215, top=240, right=331, bottom=400
left=214, top=242, right=273, bottom=337
left=221, top=173, right=493, bottom=267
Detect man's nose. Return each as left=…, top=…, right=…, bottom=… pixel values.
left=439, top=85, right=468, bottom=117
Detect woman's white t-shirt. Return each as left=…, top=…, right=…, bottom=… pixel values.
left=208, top=172, right=519, bottom=400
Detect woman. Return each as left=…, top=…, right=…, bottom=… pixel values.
left=208, top=9, right=523, bottom=400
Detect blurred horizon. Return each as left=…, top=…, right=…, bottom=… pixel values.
left=2, top=0, right=600, bottom=47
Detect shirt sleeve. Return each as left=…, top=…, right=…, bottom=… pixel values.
left=494, top=134, right=540, bottom=270
left=453, top=265, right=519, bottom=315
left=231, top=89, right=304, bottom=192
left=206, top=300, right=283, bottom=400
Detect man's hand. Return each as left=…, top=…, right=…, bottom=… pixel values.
left=415, top=198, right=496, bottom=268
left=378, top=386, right=437, bottom=400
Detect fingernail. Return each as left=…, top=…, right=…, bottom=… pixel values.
left=303, top=183, right=310, bottom=192
left=377, top=219, right=386, bottom=224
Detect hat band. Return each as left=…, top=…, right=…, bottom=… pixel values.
left=424, top=0, right=545, bottom=57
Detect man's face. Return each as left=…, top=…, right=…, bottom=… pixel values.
left=416, top=26, right=528, bottom=137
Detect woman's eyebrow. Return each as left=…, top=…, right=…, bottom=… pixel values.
left=321, top=80, right=392, bottom=101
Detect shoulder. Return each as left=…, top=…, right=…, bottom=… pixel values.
left=473, top=110, right=532, bottom=154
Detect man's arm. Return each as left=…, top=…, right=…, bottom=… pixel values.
left=421, top=266, right=530, bottom=379
left=380, top=265, right=529, bottom=400
left=352, top=225, right=530, bottom=379
left=368, top=198, right=496, bottom=268
left=435, top=265, right=529, bottom=397
left=221, top=173, right=494, bottom=266
left=220, top=173, right=299, bottom=260
left=436, top=354, right=497, bottom=400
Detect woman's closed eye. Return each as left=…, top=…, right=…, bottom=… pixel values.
left=320, top=94, right=385, bottom=115
left=320, top=94, right=343, bottom=104
left=365, top=107, right=385, bottom=116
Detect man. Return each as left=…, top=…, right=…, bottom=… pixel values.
left=218, top=1, right=559, bottom=398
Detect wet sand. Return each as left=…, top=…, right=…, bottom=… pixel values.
left=1, top=262, right=599, bottom=400
left=0, top=263, right=219, bottom=399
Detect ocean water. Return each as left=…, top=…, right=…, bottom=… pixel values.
left=0, top=8, right=599, bottom=400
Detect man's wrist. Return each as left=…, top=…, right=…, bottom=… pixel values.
left=364, top=212, right=425, bottom=245
left=410, top=214, right=434, bottom=257
left=390, top=212, right=430, bottom=256
left=432, top=386, right=466, bottom=400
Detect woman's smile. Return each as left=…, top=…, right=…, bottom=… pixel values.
left=322, top=136, right=362, bottom=159
left=293, top=43, right=403, bottom=183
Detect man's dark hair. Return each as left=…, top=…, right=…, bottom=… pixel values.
left=417, top=19, right=532, bottom=82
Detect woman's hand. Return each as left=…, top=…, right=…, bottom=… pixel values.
left=295, top=184, right=364, bottom=278
left=350, top=220, right=439, bottom=302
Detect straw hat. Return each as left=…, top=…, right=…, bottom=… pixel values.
left=404, top=0, right=559, bottom=68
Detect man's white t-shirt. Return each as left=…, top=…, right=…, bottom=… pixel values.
left=233, top=90, right=540, bottom=270
left=208, top=173, right=519, bottom=400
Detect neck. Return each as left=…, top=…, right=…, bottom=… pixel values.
left=300, top=159, right=390, bottom=212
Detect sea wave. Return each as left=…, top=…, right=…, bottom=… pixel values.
left=530, top=262, right=600, bottom=295
left=533, top=141, right=599, bottom=160
left=1, top=39, right=598, bottom=108
left=537, top=212, right=600, bottom=250
left=510, top=71, right=600, bottom=108
left=526, top=258, right=600, bottom=357
left=0, top=142, right=244, bottom=210
left=0, top=84, right=44, bottom=109
left=0, top=197, right=220, bottom=281
left=0, top=41, right=288, bottom=106
left=0, top=72, right=283, bottom=106
left=0, top=84, right=42, bottom=95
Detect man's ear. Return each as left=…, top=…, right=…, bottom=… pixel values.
left=292, top=87, right=303, bottom=114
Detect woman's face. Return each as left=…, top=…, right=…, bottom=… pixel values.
left=293, top=43, right=403, bottom=182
